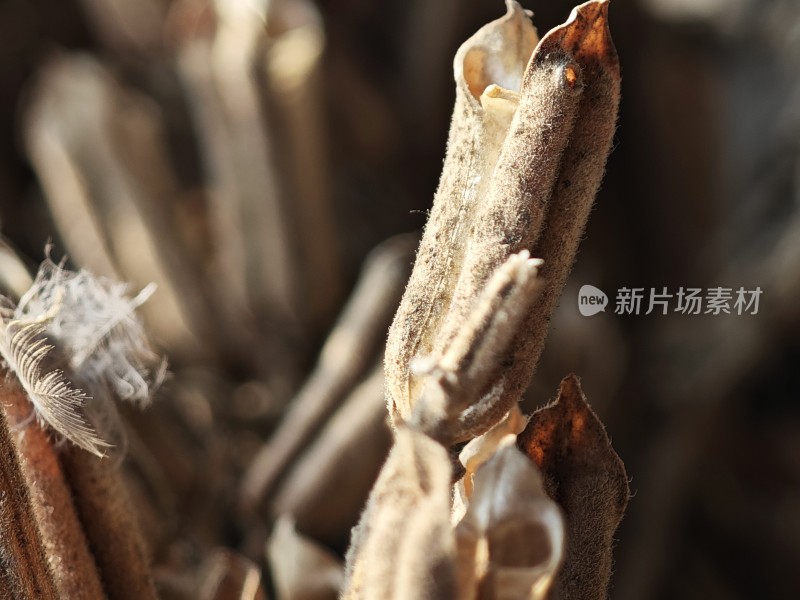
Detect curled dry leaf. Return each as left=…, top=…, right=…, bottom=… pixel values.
left=452, top=404, right=527, bottom=524
left=517, top=374, right=629, bottom=600
left=386, top=0, right=620, bottom=443
left=456, top=442, right=564, bottom=600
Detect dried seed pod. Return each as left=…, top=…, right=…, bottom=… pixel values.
left=272, top=364, right=390, bottom=550
left=410, top=251, right=542, bottom=444
left=385, top=0, right=539, bottom=425
left=508, top=0, right=621, bottom=408
left=342, top=427, right=456, bottom=600
left=240, top=235, right=414, bottom=511
left=433, top=50, right=584, bottom=359
left=517, top=374, right=629, bottom=600
left=387, top=1, right=620, bottom=443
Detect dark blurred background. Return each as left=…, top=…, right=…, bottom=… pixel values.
left=0, top=0, right=798, bottom=598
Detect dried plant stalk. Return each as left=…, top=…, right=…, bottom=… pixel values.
left=199, top=549, right=268, bottom=600
left=76, top=0, right=167, bottom=55
left=0, top=401, right=59, bottom=600
left=272, top=363, right=390, bottom=549
left=177, top=0, right=297, bottom=324
left=24, top=56, right=201, bottom=354
left=173, top=13, right=252, bottom=318
left=241, top=235, right=414, bottom=510
left=60, top=447, right=158, bottom=600
left=263, top=0, right=343, bottom=332
left=517, top=375, right=629, bottom=600
left=2, top=381, right=106, bottom=599
left=0, top=241, right=34, bottom=301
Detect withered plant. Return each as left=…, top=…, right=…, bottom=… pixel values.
left=0, top=1, right=630, bottom=599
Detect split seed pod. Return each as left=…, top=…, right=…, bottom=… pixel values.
left=385, top=0, right=620, bottom=443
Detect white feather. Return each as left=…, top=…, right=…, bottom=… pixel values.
left=0, top=311, right=110, bottom=456
left=0, top=257, right=165, bottom=457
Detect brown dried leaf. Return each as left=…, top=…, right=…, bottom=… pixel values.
left=517, top=374, right=629, bottom=600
